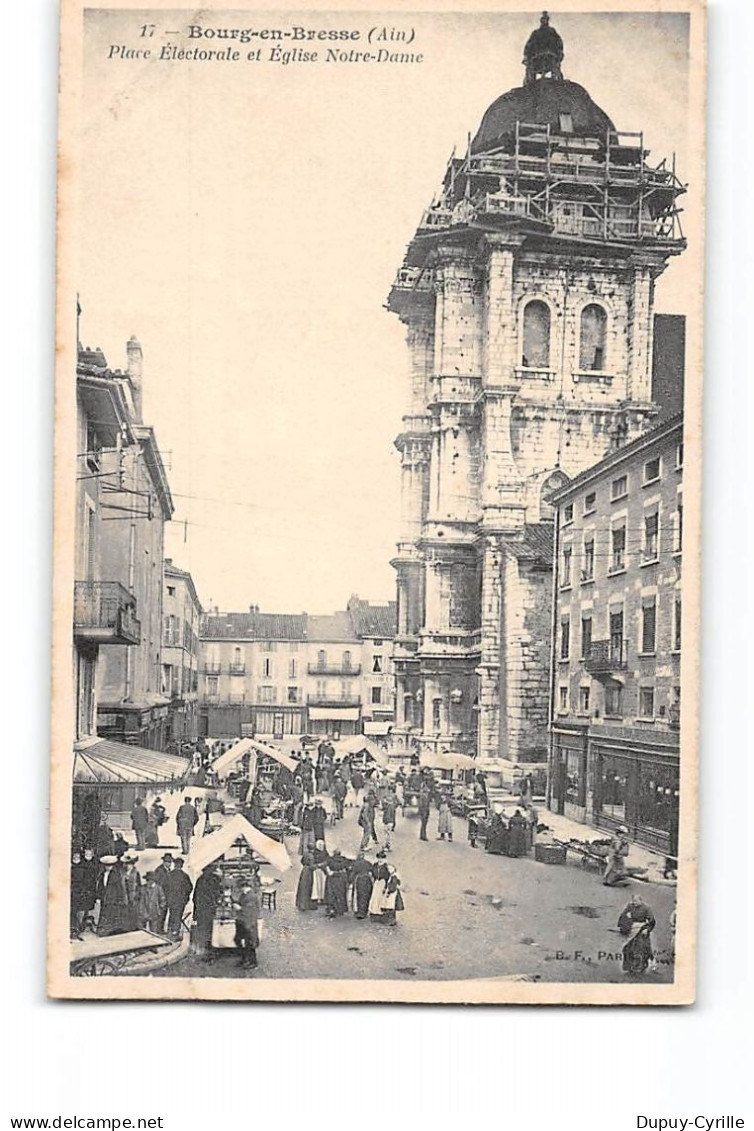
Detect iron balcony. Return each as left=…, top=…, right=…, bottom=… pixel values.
left=74, top=581, right=141, bottom=646
left=584, top=638, right=629, bottom=675
left=306, top=695, right=361, bottom=707
left=307, top=664, right=362, bottom=676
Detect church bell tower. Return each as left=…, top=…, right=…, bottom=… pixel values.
left=387, top=13, right=686, bottom=773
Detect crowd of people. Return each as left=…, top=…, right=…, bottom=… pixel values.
left=71, top=849, right=194, bottom=940
left=296, top=845, right=404, bottom=925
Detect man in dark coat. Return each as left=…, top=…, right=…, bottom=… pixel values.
left=192, top=866, right=222, bottom=958
left=351, top=853, right=374, bottom=919
left=153, top=853, right=174, bottom=925
left=418, top=788, right=431, bottom=842
left=311, top=799, right=328, bottom=844
left=176, top=796, right=199, bottom=855
left=139, top=872, right=167, bottom=933
left=358, top=797, right=378, bottom=852
left=332, top=774, right=347, bottom=820
left=234, top=872, right=262, bottom=969
left=163, top=857, right=193, bottom=939
left=323, top=848, right=350, bottom=918
left=131, top=798, right=149, bottom=851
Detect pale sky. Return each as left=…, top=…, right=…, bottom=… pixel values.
left=79, top=9, right=692, bottom=615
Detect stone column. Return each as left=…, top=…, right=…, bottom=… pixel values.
left=626, top=261, right=655, bottom=403
left=477, top=536, right=504, bottom=762
left=484, top=235, right=523, bottom=386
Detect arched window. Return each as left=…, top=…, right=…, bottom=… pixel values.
left=579, top=303, right=607, bottom=371
left=342, top=650, right=352, bottom=671
left=522, top=300, right=551, bottom=368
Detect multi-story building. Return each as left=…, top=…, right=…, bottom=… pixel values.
left=199, top=609, right=309, bottom=739
left=386, top=13, right=686, bottom=779
left=547, top=413, right=683, bottom=854
left=72, top=332, right=182, bottom=843
left=347, top=595, right=398, bottom=738
left=198, top=600, right=396, bottom=741
left=91, top=337, right=175, bottom=750
left=73, top=346, right=140, bottom=743
left=162, top=559, right=203, bottom=745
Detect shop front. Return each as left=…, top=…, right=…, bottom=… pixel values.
left=590, top=732, right=680, bottom=855
left=549, top=724, right=589, bottom=822
left=307, top=705, right=360, bottom=740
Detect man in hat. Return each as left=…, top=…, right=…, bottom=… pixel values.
left=130, top=797, right=149, bottom=851
left=176, top=795, right=199, bottom=855
left=140, top=871, right=167, bottom=933
left=164, top=857, right=193, bottom=939
left=234, top=867, right=262, bottom=969
left=152, top=854, right=174, bottom=933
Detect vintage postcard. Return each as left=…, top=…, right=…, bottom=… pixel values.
left=49, top=0, right=704, bottom=1002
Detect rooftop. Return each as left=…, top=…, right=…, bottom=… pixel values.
left=548, top=412, right=684, bottom=504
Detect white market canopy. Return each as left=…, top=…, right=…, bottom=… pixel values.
left=245, top=738, right=297, bottom=772
left=212, top=738, right=258, bottom=778
left=186, top=813, right=291, bottom=877
left=419, top=749, right=478, bottom=772
left=337, top=735, right=390, bottom=768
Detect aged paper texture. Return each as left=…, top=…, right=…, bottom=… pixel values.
left=49, top=0, right=704, bottom=1003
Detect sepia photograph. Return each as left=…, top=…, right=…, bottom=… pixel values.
left=48, top=0, right=705, bottom=1003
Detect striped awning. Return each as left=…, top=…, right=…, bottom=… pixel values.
left=73, top=738, right=190, bottom=784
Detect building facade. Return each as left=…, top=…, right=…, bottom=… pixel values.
left=387, top=14, right=686, bottom=777
left=198, top=600, right=396, bottom=740
left=74, top=347, right=141, bottom=743
left=548, top=414, right=683, bottom=854
left=162, top=559, right=203, bottom=745
left=91, top=338, right=175, bottom=749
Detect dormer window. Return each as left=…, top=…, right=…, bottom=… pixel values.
left=522, top=299, right=551, bottom=368
left=559, top=113, right=573, bottom=133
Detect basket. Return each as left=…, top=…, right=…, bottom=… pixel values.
left=534, top=842, right=567, bottom=865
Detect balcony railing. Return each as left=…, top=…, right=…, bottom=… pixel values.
left=229, top=663, right=246, bottom=675
left=584, top=639, right=629, bottom=675
left=307, top=664, right=362, bottom=676
left=74, top=581, right=141, bottom=646
left=307, top=695, right=361, bottom=707
left=204, top=663, right=221, bottom=675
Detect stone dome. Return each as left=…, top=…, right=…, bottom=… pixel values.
left=470, top=79, right=615, bottom=154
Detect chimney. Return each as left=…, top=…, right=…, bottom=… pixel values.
left=126, top=335, right=144, bottom=421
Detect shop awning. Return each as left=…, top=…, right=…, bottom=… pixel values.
left=363, top=721, right=393, bottom=736
left=337, top=735, right=390, bottom=768
left=73, top=738, right=190, bottom=785
left=212, top=738, right=257, bottom=778
left=309, top=706, right=360, bottom=721
left=186, top=814, right=291, bottom=877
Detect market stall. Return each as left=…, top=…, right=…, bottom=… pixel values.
left=186, top=814, right=291, bottom=949
left=337, top=735, right=390, bottom=770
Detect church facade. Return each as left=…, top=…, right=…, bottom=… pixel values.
left=387, top=14, right=686, bottom=777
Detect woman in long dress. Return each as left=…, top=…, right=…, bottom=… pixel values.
left=323, top=848, right=350, bottom=918
left=368, top=854, right=390, bottom=921
left=295, top=851, right=316, bottom=911
left=379, top=866, right=405, bottom=926
left=311, top=840, right=328, bottom=907
left=506, top=810, right=528, bottom=857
